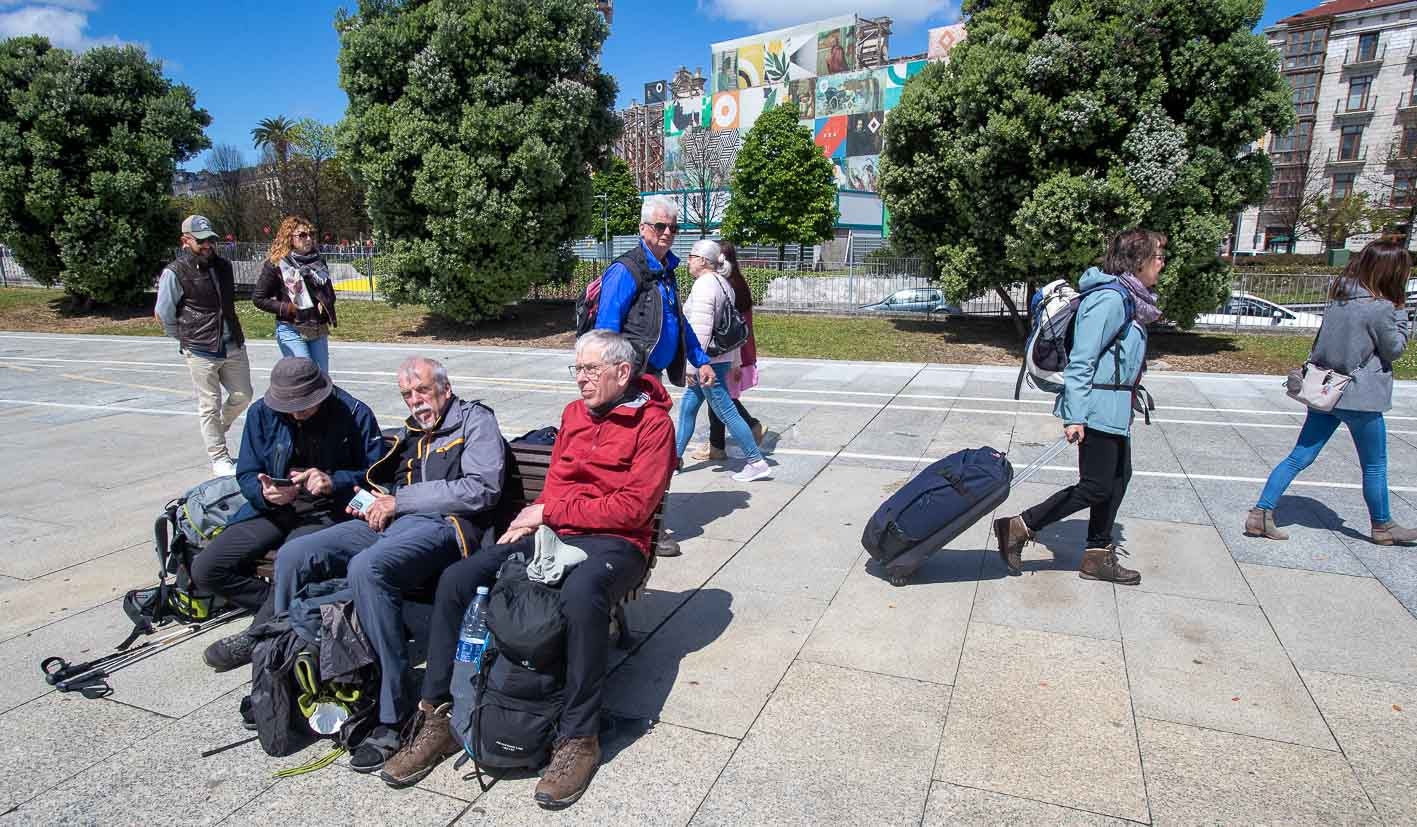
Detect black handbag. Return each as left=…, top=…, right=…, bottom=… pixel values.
left=706, top=274, right=749, bottom=357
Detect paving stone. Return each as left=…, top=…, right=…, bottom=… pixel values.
left=222, top=760, right=468, bottom=826
left=463, top=720, right=736, bottom=824
left=661, top=478, right=797, bottom=544
left=936, top=622, right=1147, bottom=822
left=799, top=521, right=984, bottom=684
left=1191, top=481, right=1372, bottom=576
left=1138, top=718, right=1379, bottom=825
left=1301, top=669, right=1417, bottom=824
left=922, top=782, right=1131, bottom=826
left=605, top=587, right=824, bottom=739
left=711, top=464, right=909, bottom=601
left=1241, top=564, right=1417, bottom=685
left=0, top=543, right=150, bottom=642
left=1116, top=590, right=1334, bottom=749
left=0, top=693, right=166, bottom=813
left=1346, top=543, right=1417, bottom=619
left=624, top=535, right=744, bottom=634
left=693, top=660, right=946, bottom=827
left=1112, top=476, right=1212, bottom=526
left=6, top=688, right=337, bottom=824
left=1114, top=519, right=1256, bottom=604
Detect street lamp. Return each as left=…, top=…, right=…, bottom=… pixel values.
left=594, top=193, right=609, bottom=259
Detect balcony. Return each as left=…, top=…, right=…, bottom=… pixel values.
left=1328, top=146, right=1369, bottom=166
left=1334, top=95, right=1378, bottom=119
left=1342, top=45, right=1385, bottom=69
left=1401, top=92, right=1417, bottom=114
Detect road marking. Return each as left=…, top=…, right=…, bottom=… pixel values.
left=0, top=361, right=37, bottom=372
left=59, top=372, right=190, bottom=397
left=0, top=399, right=195, bottom=416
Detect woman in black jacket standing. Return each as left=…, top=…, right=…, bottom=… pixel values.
left=253, top=216, right=338, bottom=372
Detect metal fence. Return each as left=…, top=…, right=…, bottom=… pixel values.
left=0, top=242, right=1342, bottom=331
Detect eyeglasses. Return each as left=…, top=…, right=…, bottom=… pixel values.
left=569, top=363, right=608, bottom=379
left=295, top=231, right=313, bottom=239
left=1153, top=254, right=1167, bottom=262
left=644, top=221, right=679, bottom=234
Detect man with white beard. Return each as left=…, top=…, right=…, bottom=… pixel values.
left=271, top=356, right=507, bottom=773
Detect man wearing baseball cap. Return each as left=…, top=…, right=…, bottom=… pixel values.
left=156, top=215, right=255, bottom=476
left=195, top=356, right=385, bottom=672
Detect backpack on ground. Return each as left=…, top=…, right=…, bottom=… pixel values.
left=176, top=475, right=246, bottom=548
left=450, top=554, right=566, bottom=774
left=1015, top=278, right=1137, bottom=398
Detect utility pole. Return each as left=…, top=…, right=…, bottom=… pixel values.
left=594, top=193, right=609, bottom=259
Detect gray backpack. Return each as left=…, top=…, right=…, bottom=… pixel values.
left=177, top=476, right=247, bottom=549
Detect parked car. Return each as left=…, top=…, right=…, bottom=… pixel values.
left=859, top=288, right=961, bottom=315
left=1194, top=291, right=1324, bottom=329
left=1406, top=277, right=1417, bottom=320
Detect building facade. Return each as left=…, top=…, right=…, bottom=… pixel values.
left=1237, top=0, right=1417, bottom=254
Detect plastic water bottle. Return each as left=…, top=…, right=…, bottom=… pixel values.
left=454, top=586, right=491, bottom=672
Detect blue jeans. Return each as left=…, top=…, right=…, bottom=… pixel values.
left=274, top=513, right=462, bottom=724
left=676, top=362, right=763, bottom=462
left=274, top=322, right=329, bottom=373
left=1257, top=408, right=1390, bottom=523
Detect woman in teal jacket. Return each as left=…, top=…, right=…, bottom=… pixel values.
left=994, top=228, right=1165, bottom=585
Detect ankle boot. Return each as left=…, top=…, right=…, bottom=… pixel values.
left=1371, top=521, right=1417, bottom=546
left=992, top=515, right=1032, bottom=575
left=1243, top=508, right=1289, bottom=541
left=1079, top=545, right=1141, bottom=585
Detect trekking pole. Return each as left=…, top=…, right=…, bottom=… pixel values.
left=41, top=609, right=250, bottom=692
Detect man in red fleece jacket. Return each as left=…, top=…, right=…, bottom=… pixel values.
left=379, top=330, right=676, bottom=806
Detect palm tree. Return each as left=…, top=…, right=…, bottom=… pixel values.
left=251, top=116, right=297, bottom=164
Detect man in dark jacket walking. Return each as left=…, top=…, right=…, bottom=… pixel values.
left=273, top=356, right=507, bottom=774
left=197, top=357, right=384, bottom=671
left=593, top=195, right=715, bottom=388
left=155, top=215, right=253, bottom=477
left=379, top=331, right=676, bottom=809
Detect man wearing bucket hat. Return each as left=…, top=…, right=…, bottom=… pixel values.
left=196, top=357, right=385, bottom=672
left=155, top=215, right=255, bottom=476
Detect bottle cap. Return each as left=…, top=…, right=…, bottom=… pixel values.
left=476, top=586, right=490, bottom=595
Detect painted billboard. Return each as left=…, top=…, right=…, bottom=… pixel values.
left=928, top=23, right=966, bottom=62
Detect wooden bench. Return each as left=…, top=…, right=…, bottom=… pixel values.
left=255, top=435, right=664, bottom=649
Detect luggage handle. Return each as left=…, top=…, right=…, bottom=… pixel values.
left=1012, top=436, right=1073, bottom=485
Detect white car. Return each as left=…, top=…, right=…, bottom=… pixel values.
left=1194, top=291, right=1324, bottom=329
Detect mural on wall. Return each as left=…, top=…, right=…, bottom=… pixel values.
left=816, top=69, right=883, bottom=118
left=928, top=23, right=966, bottom=61
left=651, top=14, right=935, bottom=195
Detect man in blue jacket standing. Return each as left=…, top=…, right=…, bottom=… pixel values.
left=197, top=357, right=385, bottom=671
left=594, top=194, right=715, bottom=389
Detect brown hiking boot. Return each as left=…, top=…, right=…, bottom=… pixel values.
left=1079, top=545, right=1140, bottom=585
left=534, top=735, right=601, bottom=809
left=1243, top=508, right=1288, bottom=540
left=1371, top=521, right=1417, bottom=546
left=751, top=420, right=766, bottom=445
left=992, top=515, right=1032, bottom=575
left=380, top=701, right=460, bottom=788
left=689, top=444, right=728, bottom=461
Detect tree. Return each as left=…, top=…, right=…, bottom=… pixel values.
left=288, top=118, right=338, bottom=234
left=1362, top=137, right=1417, bottom=247
left=590, top=157, right=641, bottom=237
left=678, top=127, right=737, bottom=238
left=0, top=37, right=210, bottom=305
left=336, top=0, right=620, bottom=320
left=1263, top=153, right=1328, bottom=254
left=879, top=0, right=1294, bottom=332
left=1300, top=190, right=1382, bottom=251
left=719, top=103, right=837, bottom=257
left=252, top=115, right=297, bottom=212
left=205, top=144, right=249, bottom=240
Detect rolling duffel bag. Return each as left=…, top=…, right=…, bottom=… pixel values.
left=862, top=438, right=1071, bottom=586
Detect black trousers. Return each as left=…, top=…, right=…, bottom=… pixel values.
left=708, top=399, right=759, bottom=450
left=423, top=533, right=647, bottom=739
left=1021, top=430, right=1132, bottom=548
left=189, top=509, right=341, bottom=624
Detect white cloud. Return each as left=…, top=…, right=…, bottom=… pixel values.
left=0, top=3, right=127, bottom=51
left=700, top=0, right=961, bottom=28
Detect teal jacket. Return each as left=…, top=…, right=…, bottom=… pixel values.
left=1055, top=268, right=1148, bottom=437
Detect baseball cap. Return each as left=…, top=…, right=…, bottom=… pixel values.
left=181, top=215, right=218, bottom=240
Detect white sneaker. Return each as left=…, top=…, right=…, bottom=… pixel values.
left=211, top=458, right=236, bottom=477
left=732, top=459, right=773, bottom=483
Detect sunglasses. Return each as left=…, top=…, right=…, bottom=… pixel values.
left=644, top=221, right=679, bottom=234
left=295, top=231, right=313, bottom=239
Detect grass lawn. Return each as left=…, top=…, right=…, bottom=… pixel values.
left=2, top=286, right=1412, bottom=379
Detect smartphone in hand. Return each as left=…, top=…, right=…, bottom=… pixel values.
left=268, top=477, right=296, bottom=487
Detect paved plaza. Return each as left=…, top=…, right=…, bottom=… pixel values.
left=0, top=331, right=1415, bottom=824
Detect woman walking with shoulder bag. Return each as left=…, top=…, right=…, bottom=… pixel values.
left=691, top=240, right=765, bottom=461
left=1246, top=238, right=1414, bottom=545
left=253, top=217, right=338, bottom=372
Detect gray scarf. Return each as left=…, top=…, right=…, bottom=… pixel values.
left=1117, top=271, right=1162, bottom=324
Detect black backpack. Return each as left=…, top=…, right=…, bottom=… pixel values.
left=485, top=556, right=567, bottom=672
left=704, top=273, right=749, bottom=357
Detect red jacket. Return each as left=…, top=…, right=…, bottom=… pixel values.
left=537, top=375, right=676, bottom=556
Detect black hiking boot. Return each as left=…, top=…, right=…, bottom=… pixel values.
left=203, top=630, right=257, bottom=672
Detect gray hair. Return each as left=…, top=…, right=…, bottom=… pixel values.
left=575, top=330, right=637, bottom=367
left=398, top=356, right=449, bottom=388
left=690, top=238, right=732, bottom=277
left=640, top=194, right=679, bottom=224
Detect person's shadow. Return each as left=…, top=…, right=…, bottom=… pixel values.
left=594, top=587, right=734, bottom=763
left=662, top=490, right=751, bottom=542
left=1269, top=494, right=1370, bottom=543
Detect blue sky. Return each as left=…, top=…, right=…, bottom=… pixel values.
left=1, top=0, right=1318, bottom=170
